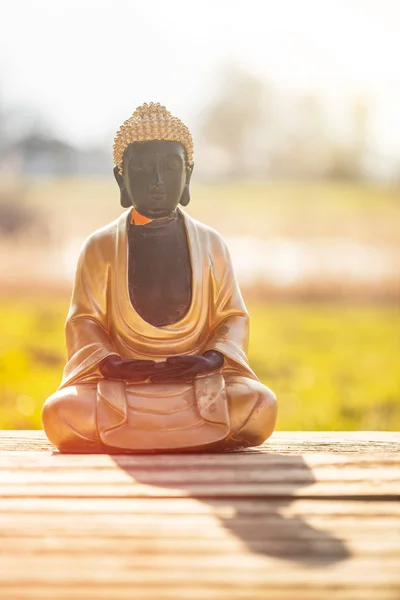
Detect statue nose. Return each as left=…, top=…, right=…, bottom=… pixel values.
left=151, top=163, right=164, bottom=188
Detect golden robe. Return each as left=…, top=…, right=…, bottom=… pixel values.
left=43, top=208, right=277, bottom=452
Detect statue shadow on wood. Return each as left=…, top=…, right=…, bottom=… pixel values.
left=110, top=450, right=350, bottom=566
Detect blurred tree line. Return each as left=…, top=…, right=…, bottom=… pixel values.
left=0, top=94, right=110, bottom=178
left=0, top=66, right=398, bottom=182
left=0, top=90, right=111, bottom=236
left=200, top=65, right=373, bottom=181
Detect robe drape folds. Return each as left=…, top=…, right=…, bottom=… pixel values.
left=57, top=208, right=259, bottom=450
left=60, top=208, right=257, bottom=389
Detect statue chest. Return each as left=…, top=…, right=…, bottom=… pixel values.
left=127, top=215, right=192, bottom=327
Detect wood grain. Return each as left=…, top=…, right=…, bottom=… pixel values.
left=0, top=431, right=399, bottom=599
left=1, top=430, right=400, bottom=452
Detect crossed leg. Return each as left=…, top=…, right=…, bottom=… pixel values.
left=42, top=377, right=277, bottom=453
left=42, top=383, right=102, bottom=453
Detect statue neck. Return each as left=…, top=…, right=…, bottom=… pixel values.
left=130, top=208, right=178, bottom=228
left=130, top=209, right=152, bottom=226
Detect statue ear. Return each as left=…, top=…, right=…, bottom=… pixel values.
left=113, top=166, right=132, bottom=208
left=180, top=164, right=193, bottom=207
left=179, top=184, right=190, bottom=207
left=186, top=164, right=193, bottom=185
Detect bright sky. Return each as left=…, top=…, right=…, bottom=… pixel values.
left=1, top=0, right=399, bottom=153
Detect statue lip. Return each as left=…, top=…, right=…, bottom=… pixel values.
left=148, top=193, right=167, bottom=201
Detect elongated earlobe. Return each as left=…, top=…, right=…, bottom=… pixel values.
left=120, top=188, right=132, bottom=208
left=179, top=184, right=190, bottom=207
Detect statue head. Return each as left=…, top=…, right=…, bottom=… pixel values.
left=113, top=103, right=194, bottom=218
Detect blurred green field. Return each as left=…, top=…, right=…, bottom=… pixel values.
left=22, top=178, right=400, bottom=242
left=0, top=297, right=399, bottom=431
left=1, top=179, right=399, bottom=431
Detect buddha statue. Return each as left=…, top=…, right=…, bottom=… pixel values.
left=42, top=103, right=277, bottom=453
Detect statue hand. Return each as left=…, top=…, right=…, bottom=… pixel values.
left=149, top=351, right=224, bottom=383
left=100, top=355, right=156, bottom=382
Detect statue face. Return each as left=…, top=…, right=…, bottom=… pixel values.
left=120, top=140, right=190, bottom=218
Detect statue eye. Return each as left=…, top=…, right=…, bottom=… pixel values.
left=131, top=162, right=151, bottom=173
left=165, top=157, right=180, bottom=170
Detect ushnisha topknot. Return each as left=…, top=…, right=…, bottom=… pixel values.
left=113, top=102, right=194, bottom=174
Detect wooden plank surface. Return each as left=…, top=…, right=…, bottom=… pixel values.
left=1, top=429, right=400, bottom=452
left=1, top=431, right=399, bottom=600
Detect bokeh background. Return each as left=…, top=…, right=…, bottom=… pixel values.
left=0, top=0, right=399, bottom=431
